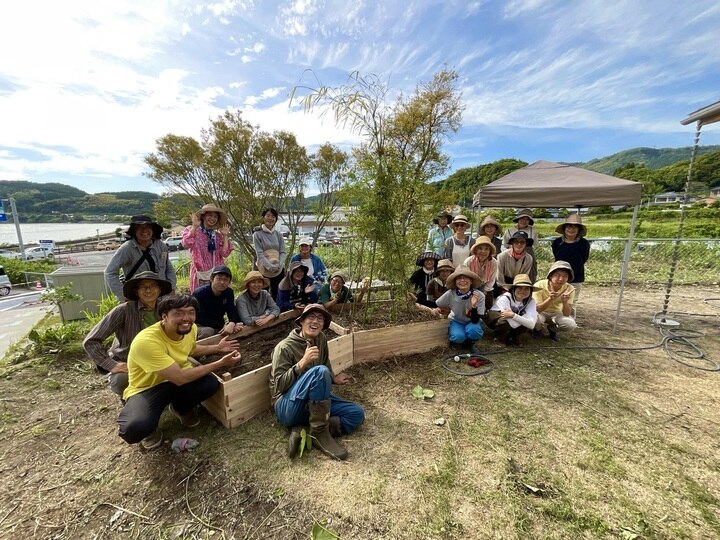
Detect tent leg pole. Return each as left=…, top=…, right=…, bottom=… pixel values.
left=613, top=204, right=639, bottom=331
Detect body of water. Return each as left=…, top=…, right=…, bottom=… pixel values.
left=0, top=222, right=126, bottom=246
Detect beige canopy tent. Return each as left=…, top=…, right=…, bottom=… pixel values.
left=473, top=160, right=643, bottom=330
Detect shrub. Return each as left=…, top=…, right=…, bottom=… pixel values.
left=0, top=258, right=56, bottom=284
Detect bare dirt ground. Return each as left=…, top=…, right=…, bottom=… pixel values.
left=0, top=284, right=719, bottom=539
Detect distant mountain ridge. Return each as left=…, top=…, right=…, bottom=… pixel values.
left=574, top=145, right=720, bottom=174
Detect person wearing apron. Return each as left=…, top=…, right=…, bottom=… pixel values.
left=444, top=214, right=472, bottom=268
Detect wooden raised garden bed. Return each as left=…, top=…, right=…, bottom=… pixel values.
left=195, top=309, right=450, bottom=428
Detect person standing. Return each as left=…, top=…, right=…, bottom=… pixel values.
left=463, top=236, right=498, bottom=312
left=496, top=231, right=534, bottom=291
left=105, top=215, right=176, bottom=300
left=551, top=214, right=590, bottom=300
left=182, top=204, right=234, bottom=292
left=426, top=210, right=453, bottom=257
left=478, top=215, right=503, bottom=255
left=253, top=208, right=286, bottom=300
left=192, top=265, right=242, bottom=340
left=502, top=209, right=539, bottom=282
left=444, top=214, right=472, bottom=268
left=117, top=295, right=241, bottom=449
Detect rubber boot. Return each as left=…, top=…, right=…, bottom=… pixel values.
left=329, top=416, right=342, bottom=438
left=287, top=426, right=304, bottom=459
left=308, top=400, right=348, bottom=460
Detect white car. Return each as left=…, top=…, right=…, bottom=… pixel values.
left=0, top=265, right=11, bottom=296
left=22, top=246, right=55, bottom=260
left=164, top=237, right=184, bottom=251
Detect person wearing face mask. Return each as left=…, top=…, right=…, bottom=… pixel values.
left=532, top=261, right=577, bottom=342
left=485, top=274, right=539, bottom=347
left=236, top=271, right=281, bottom=327
left=253, top=208, right=286, bottom=300
left=83, top=271, right=172, bottom=397
left=551, top=214, right=590, bottom=300
left=182, top=204, right=234, bottom=292
left=105, top=215, right=176, bottom=301
left=270, top=304, right=365, bottom=461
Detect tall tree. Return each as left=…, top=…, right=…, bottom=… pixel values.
left=309, top=143, right=351, bottom=246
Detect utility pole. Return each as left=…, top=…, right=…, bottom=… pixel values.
left=1, top=198, right=25, bottom=255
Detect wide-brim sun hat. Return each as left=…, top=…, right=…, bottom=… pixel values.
left=445, top=265, right=482, bottom=290
left=257, top=249, right=282, bottom=278
left=546, top=260, right=575, bottom=282
left=513, top=209, right=535, bottom=226
left=126, top=215, right=163, bottom=240
left=295, top=303, right=332, bottom=330
left=480, top=215, right=503, bottom=235
left=416, top=251, right=441, bottom=266
left=198, top=204, right=228, bottom=228
left=508, top=230, right=534, bottom=247
left=123, top=270, right=172, bottom=301
left=287, top=260, right=309, bottom=278
left=451, top=215, right=469, bottom=229
left=433, top=210, right=453, bottom=225
left=470, top=236, right=497, bottom=256
left=242, top=270, right=270, bottom=290
left=555, top=214, right=587, bottom=237
left=433, top=259, right=455, bottom=277
left=509, top=273, right=540, bottom=292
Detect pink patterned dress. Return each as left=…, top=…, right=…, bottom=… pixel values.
left=181, top=226, right=234, bottom=292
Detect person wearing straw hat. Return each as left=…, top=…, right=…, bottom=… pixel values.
left=485, top=274, right=539, bottom=346
left=192, top=265, right=242, bottom=340
left=236, top=271, right=281, bottom=326
left=408, top=251, right=441, bottom=307
left=502, top=209, right=539, bottom=282
left=426, top=259, right=455, bottom=315
left=118, top=295, right=241, bottom=450
left=434, top=265, right=485, bottom=352
left=277, top=261, right=318, bottom=312
left=426, top=210, right=454, bottom=256
left=253, top=208, right=286, bottom=300
left=105, top=215, right=176, bottom=300
left=319, top=271, right=369, bottom=312
left=496, top=231, right=534, bottom=291
left=182, top=204, right=234, bottom=292
left=532, top=260, right=577, bottom=341
left=290, top=239, right=328, bottom=293
left=271, top=304, right=365, bottom=460
left=551, top=214, right=590, bottom=300
left=463, top=236, right=498, bottom=311
left=84, top=271, right=172, bottom=397
left=444, top=214, right=473, bottom=268
left=478, top=214, right=503, bottom=255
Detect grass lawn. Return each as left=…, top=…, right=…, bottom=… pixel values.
left=0, top=285, right=719, bottom=539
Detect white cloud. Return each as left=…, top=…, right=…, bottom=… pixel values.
left=244, top=86, right=285, bottom=106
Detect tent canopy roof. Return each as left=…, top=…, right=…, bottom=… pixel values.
left=473, top=160, right=643, bottom=208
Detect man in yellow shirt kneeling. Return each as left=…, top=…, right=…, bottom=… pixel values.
left=118, top=295, right=241, bottom=449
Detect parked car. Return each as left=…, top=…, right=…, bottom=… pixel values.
left=22, top=246, right=54, bottom=260
left=0, top=249, right=19, bottom=259
left=0, top=265, right=11, bottom=296
left=164, top=237, right=184, bottom=251
left=97, top=239, right=121, bottom=251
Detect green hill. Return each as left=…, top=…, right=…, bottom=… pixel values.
left=576, top=145, right=720, bottom=174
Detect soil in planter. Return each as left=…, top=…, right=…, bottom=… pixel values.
left=197, top=320, right=342, bottom=378
left=331, top=302, right=440, bottom=331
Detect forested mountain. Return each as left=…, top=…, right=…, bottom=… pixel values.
left=578, top=145, right=720, bottom=174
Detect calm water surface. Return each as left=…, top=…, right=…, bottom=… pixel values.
left=0, top=223, right=125, bottom=246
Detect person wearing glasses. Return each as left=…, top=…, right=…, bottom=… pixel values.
left=444, top=214, right=472, bottom=268
left=270, top=304, right=364, bottom=461
left=83, top=271, right=171, bottom=397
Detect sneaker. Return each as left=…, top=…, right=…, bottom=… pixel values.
left=169, top=404, right=201, bottom=427
left=548, top=329, right=561, bottom=342
left=141, top=428, right=163, bottom=450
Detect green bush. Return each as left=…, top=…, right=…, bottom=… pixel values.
left=0, top=257, right=56, bottom=284
left=27, top=322, right=88, bottom=354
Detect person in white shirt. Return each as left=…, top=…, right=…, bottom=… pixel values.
left=486, top=274, right=538, bottom=347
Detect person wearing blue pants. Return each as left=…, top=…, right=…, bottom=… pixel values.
left=434, top=265, right=485, bottom=354
left=270, top=304, right=364, bottom=460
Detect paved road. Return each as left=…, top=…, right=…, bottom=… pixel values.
left=0, top=291, right=50, bottom=359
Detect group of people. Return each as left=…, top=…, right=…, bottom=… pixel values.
left=417, top=208, right=589, bottom=349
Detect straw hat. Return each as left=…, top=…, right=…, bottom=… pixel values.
left=295, top=303, right=332, bottom=330
left=433, top=259, right=455, bottom=277
left=479, top=215, right=502, bottom=235
left=555, top=214, right=587, bottom=237
left=257, top=249, right=282, bottom=278
left=198, top=204, right=228, bottom=228
left=546, top=260, right=575, bottom=282
left=242, top=270, right=270, bottom=290
left=470, top=236, right=497, bottom=256
left=415, top=251, right=441, bottom=266
left=509, top=273, right=540, bottom=292
left=508, top=230, right=534, bottom=247
left=445, top=265, right=482, bottom=289
left=123, top=271, right=172, bottom=301
left=513, top=208, right=535, bottom=225
left=450, top=215, right=469, bottom=229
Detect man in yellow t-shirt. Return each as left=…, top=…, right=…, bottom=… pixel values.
left=117, top=295, right=241, bottom=449
left=532, top=260, right=577, bottom=342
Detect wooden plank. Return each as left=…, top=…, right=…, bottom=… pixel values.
left=329, top=320, right=350, bottom=335
left=222, top=363, right=272, bottom=401
left=353, top=319, right=449, bottom=364
left=223, top=365, right=273, bottom=424
left=201, top=389, right=230, bottom=428
left=196, top=309, right=300, bottom=347
left=328, top=333, right=354, bottom=374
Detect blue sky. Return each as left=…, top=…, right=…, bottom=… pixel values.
left=1, top=0, right=719, bottom=195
